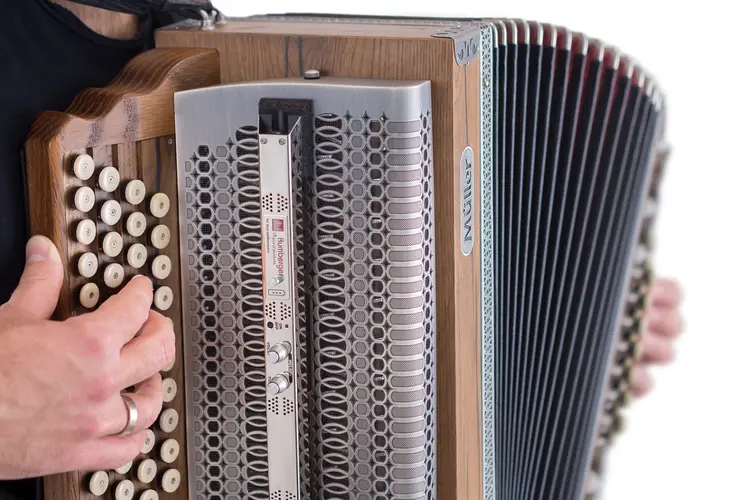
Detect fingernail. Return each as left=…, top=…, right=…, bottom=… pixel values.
left=25, top=235, right=59, bottom=265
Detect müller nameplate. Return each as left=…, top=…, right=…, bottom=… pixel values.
left=175, top=73, right=436, bottom=499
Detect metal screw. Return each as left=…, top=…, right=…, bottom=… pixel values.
left=167, top=139, right=173, bottom=145
left=279, top=138, right=286, bottom=145
left=260, top=138, right=268, bottom=144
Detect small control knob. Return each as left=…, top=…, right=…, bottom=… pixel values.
left=268, top=342, right=291, bottom=364
left=304, top=69, right=320, bottom=79
left=267, top=373, right=291, bottom=395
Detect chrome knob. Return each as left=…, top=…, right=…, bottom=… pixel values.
left=268, top=342, right=291, bottom=364
left=268, top=373, right=291, bottom=395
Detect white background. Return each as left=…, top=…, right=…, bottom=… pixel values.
left=212, top=1, right=750, bottom=498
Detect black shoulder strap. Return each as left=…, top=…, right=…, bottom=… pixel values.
left=58, top=0, right=215, bottom=20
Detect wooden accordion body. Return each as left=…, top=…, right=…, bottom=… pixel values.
left=22, top=13, right=669, bottom=500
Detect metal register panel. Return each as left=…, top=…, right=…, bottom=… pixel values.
left=174, top=76, right=437, bottom=500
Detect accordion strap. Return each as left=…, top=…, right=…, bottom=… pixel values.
left=58, top=0, right=216, bottom=20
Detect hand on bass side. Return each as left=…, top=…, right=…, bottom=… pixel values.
left=0, top=236, right=175, bottom=480
left=631, top=278, right=684, bottom=397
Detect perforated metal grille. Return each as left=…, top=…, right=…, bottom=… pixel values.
left=306, top=110, right=436, bottom=499
left=184, top=107, right=435, bottom=499
left=184, top=126, right=268, bottom=500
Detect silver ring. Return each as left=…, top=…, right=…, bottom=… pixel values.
left=117, top=394, right=138, bottom=437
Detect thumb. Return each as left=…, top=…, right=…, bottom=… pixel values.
left=4, top=235, right=64, bottom=320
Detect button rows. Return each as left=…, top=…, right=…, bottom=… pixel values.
left=88, top=468, right=181, bottom=497
left=78, top=281, right=173, bottom=311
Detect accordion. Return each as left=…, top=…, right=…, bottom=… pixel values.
left=23, top=12, right=668, bottom=500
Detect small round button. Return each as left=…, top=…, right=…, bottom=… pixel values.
left=114, top=479, right=135, bottom=500
left=103, top=263, right=125, bottom=288
left=136, top=458, right=157, bottom=484
left=161, top=468, right=181, bottom=493
left=127, top=244, right=148, bottom=269
left=149, top=193, right=170, bottom=218
left=154, top=286, right=173, bottom=311
left=141, top=429, right=155, bottom=454
left=162, top=377, right=177, bottom=403
left=98, top=166, right=120, bottom=192
left=77, top=252, right=98, bottom=278
left=102, top=232, right=123, bottom=258
left=73, top=154, right=95, bottom=180
left=139, top=490, right=158, bottom=500
left=74, top=186, right=96, bottom=212
left=126, top=212, right=147, bottom=237
left=159, top=408, right=179, bottom=433
left=101, top=200, right=122, bottom=226
left=150, top=224, right=170, bottom=250
left=114, top=461, right=132, bottom=474
left=88, top=470, right=109, bottom=495
left=160, top=438, right=179, bottom=464
left=151, top=255, right=171, bottom=280
left=79, top=283, right=100, bottom=309
left=124, top=180, right=146, bottom=205
left=76, top=219, right=97, bottom=245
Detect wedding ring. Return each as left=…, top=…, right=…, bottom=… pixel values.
left=117, top=394, right=138, bottom=436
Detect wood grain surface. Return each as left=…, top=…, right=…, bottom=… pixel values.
left=158, top=22, right=485, bottom=500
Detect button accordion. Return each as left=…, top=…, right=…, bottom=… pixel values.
left=23, top=12, right=668, bottom=500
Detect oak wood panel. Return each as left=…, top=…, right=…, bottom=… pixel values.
left=23, top=47, right=220, bottom=500
left=157, top=24, right=484, bottom=500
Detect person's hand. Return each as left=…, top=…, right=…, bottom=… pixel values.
left=631, top=277, right=684, bottom=397
left=0, top=236, right=175, bottom=480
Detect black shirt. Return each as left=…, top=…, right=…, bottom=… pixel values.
left=0, top=1, right=183, bottom=498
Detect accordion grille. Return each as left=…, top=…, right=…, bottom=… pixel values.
left=183, top=108, right=436, bottom=499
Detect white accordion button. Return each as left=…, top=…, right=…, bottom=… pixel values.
left=162, top=377, right=177, bottom=403
left=114, top=461, right=132, bottom=474
left=103, top=263, right=125, bottom=289
left=125, top=212, right=147, bottom=237
left=159, top=438, right=179, bottom=464
left=136, top=458, right=157, bottom=484
left=75, top=219, right=97, bottom=245
left=141, top=429, right=155, bottom=454
left=88, top=470, right=109, bottom=495
left=73, top=154, right=95, bottom=180
left=79, top=283, right=100, bottom=309
left=153, top=286, right=173, bottom=311
left=77, top=252, right=98, bottom=278
left=151, top=255, right=171, bottom=280
left=161, top=468, right=181, bottom=493
left=150, top=224, right=170, bottom=249
left=139, top=490, right=158, bottom=500
left=124, top=180, right=146, bottom=205
left=100, top=200, right=122, bottom=226
left=102, top=232, right=123, bottom=258
left=98, top=166, right=120, bottom=192
left=149, top=193, right=170, bottom=218
left=158, top=408, right=179, bottom=433
left=114, top=479, right=135, bottom=500
left=74, top=186, right=96, bottom=212
left=126, top=244, right=148, bottom=269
